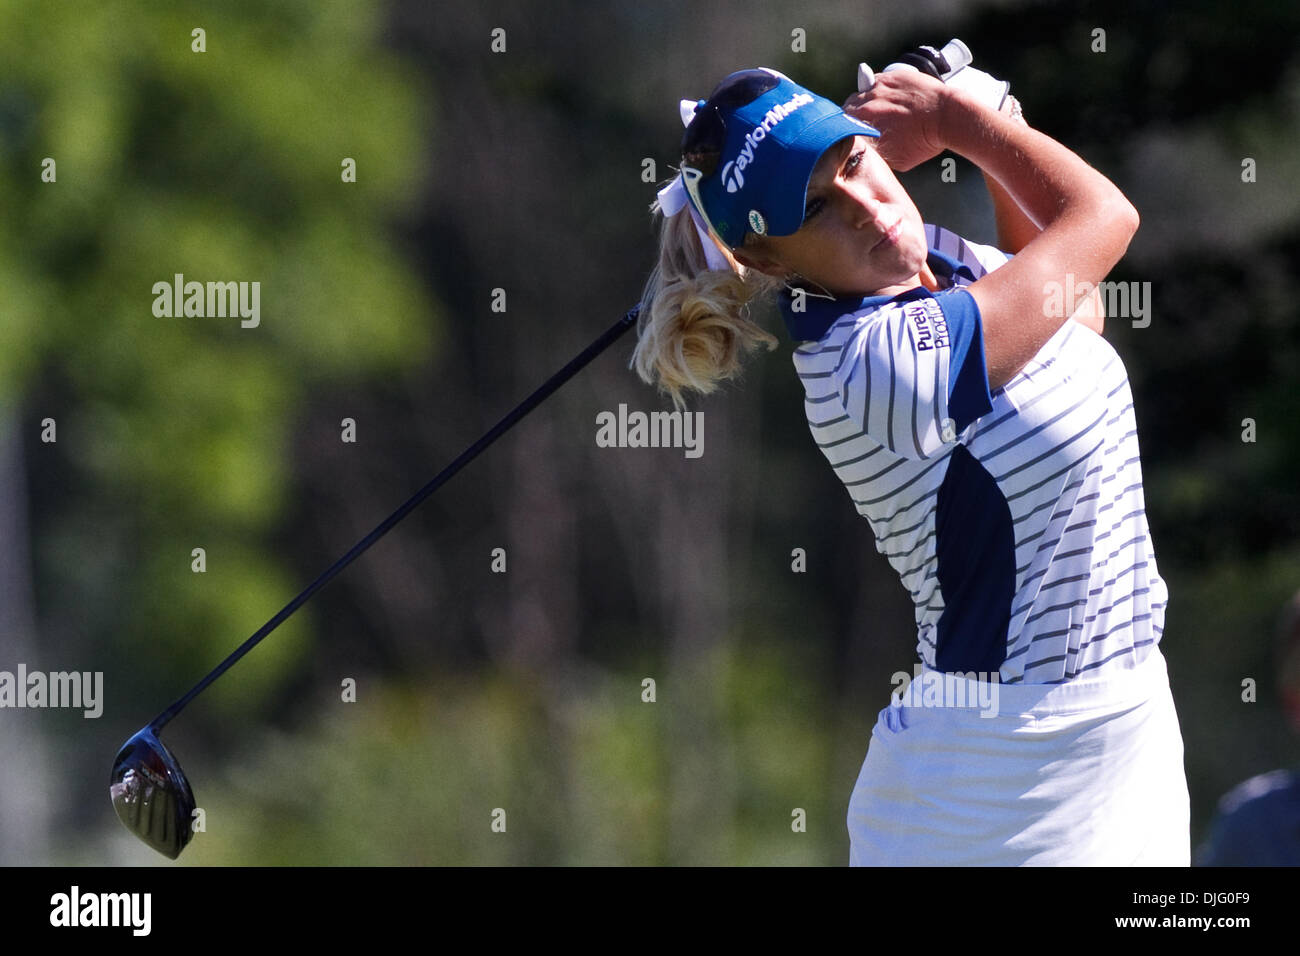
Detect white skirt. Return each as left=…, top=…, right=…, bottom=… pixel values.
left=848, top=646, right=1190, bottom=866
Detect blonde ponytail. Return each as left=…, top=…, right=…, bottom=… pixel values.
left=630, top=197, right=781, bottom=409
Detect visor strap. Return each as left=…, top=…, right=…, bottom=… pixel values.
left=658, top=172, right=733, bottom=272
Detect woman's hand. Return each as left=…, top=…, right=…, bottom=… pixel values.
left=841, top=69, right=951, bottom=172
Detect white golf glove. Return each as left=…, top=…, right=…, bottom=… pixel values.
left=858, top=39, right=1013, bottom=115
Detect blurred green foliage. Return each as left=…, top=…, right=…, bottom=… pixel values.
left=1, top=0, right=436, bottom=720
left=173, top=641, right=836, bottom=865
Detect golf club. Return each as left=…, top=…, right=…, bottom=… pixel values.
left=110, top=304, right=641, bottom=859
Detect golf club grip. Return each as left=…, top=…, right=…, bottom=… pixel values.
left=152, top=304, right=642, bottom=729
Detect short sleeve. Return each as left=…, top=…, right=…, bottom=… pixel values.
left=830, top=288, right=992, bottom=459
left=925, top=223, right=1013, bottom=278
left=958, top=238, right=1013, bottom=276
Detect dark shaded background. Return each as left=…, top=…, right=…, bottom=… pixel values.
left=1, top=0, right=1297, bottom=864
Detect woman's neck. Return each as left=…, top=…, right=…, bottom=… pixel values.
left=868, top=262, right=941, bottom=299
left=918, top=261, right=940, bottom=292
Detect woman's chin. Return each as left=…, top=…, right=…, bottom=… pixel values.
left=898, top=230, right=930, bottom=270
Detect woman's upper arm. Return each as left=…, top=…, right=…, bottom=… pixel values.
left=965, top=198, right=1137, bottom=391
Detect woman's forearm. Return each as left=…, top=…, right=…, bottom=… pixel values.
left=983, top=166, right=1105, bottom=334
left=984, top=171, right=1039, bottom=254
left=939, top=89, right=1134, bottom=385
left=940, top=89, right=1134, bottom=247
left=980, top=97, right=1041, bottom=254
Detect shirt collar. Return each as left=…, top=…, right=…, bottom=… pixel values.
left=778, top=247, right=979, bottom=342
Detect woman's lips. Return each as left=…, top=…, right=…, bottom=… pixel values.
left=872, top=219, right=902, bottom=251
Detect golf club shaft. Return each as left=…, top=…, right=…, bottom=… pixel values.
left=150, top=304, right=641, bottom=732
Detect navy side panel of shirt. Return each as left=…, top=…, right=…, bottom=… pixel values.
left=935, top=444, right=1015, bottom=673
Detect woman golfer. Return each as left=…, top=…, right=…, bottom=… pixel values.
left=632, top=62, right=1190, bottom=865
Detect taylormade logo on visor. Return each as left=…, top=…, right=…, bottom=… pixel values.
left=720, top=91, right=815, bottom=193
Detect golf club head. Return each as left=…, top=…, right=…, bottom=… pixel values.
left=110, top=727, right=197, bottom=859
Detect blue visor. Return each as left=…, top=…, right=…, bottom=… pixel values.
left=680, top=68, right=879, bottom=249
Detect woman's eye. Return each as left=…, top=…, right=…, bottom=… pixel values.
left=803, top=150, right=864, bottom=223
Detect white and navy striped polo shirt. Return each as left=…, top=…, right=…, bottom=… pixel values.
left=782, top=224, right=1167, bottom=684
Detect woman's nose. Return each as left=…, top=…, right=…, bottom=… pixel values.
left=836, top=181, right=881, bottom=229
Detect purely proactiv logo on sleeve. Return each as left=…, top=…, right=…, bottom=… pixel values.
left=904, top=299, right=951, bottom=352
